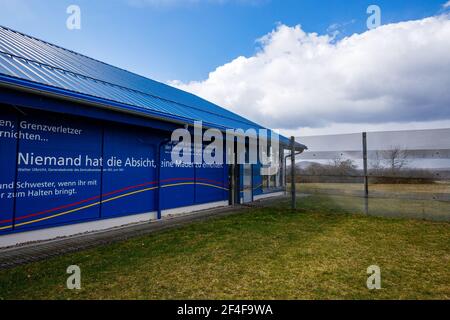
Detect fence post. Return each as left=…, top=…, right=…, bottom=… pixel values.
left=362, top=132, right=369, bottom=214
left=290, top=136, right=296, bottom=210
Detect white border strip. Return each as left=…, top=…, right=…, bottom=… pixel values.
left=253, top=191, right=284, bottom=201
left=0, top=212, right=157, bottom=248
left=161, top=201, right=229, bottom=218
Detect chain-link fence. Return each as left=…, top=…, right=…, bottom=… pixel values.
left=293, top=129, right=450, bottom=221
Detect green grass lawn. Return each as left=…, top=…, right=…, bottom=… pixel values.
left=297, top=182, right=450, bottom=194
left=296, top=183, right=450, bottom=221
left=0, top=196, right=449, bottom=300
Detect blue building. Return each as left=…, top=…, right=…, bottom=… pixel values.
left=0, top=26, right=305, bottom=247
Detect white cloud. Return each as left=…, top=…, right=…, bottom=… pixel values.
left=171, top=15, right=450, bottom=135
left=444, top=1, right=450, bottom=9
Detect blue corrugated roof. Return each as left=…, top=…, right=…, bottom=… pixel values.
left=0, top=25, right=305, bottom=148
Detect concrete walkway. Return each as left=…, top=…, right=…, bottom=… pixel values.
left=0, top=196, right=286, bottom=269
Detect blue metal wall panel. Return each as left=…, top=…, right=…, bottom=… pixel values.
left=252, top=163, right=263, bottom=197
left=14, top=111, right=103, bottom=231
left=160, top=144, right=196, bottom=210
left=0, top=106, right=17, bottom=234
left=194, top=147, right=229, bottom=204
left=101, top=125, right=160, bottom=218
left=194, top=164, right=228, bottom=205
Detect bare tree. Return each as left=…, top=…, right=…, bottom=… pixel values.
left=370, top=147, right=435, bottom=183
left=380, top=146, right=410, bottom=173
left=370, top=152, right=382, bottom=171
left=330, top=156, right=358, bottom=176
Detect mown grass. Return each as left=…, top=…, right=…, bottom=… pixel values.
left=0, top=196, right=449, bottom=300
left=297, top=182, right=450, bottom=194
left=296, top=183, right=450, bottom=221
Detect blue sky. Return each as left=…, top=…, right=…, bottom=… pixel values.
left=0, top=0, right=446, bottom=82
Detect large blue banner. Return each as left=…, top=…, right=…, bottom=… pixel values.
left=160, top=143, right=229, bottom=210
left=0, top=108, right=18, bottom=234
left=195, top=147, right=228, bottom=204
left=160, top=143, right=196, bottom=210
left=253, top=163, right=263, bottom=196
left=101, top=125, right=159, bottom=218
left=14, top=112, right=103, bottom=231
left=0, top=106, right=232, bottom=235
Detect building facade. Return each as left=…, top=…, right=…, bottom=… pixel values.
left=0, top=26, right=305, bottom=247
